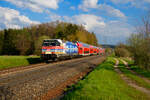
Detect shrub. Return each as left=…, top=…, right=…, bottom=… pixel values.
left=34, top=35, right=50, bottom=55
left=115, top=47, right=130, bottom=57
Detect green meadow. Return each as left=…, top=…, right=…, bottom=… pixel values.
left=0, top=56, right=41, bottom=69
left=63, top=57, right=149, bottom=100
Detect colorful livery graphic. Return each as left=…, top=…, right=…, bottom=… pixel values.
left=41, top=39, right=105, bottom=61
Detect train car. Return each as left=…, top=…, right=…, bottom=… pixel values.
left=102, top=48, right=105, bottom=55
left=96, top=47, right=100, bottom=55
left=76, top=42, right=90, bottom=56
left=41, top=39, right=78, bottom=61
left=98, top=48, right=105, bottom=55
left=93, top=46, right=98, bottom=55
left=65, top=41, right=78, bottom=57
left=89, top=45, right=94, bottom=55
left=41, top=39, right=105, bottom=61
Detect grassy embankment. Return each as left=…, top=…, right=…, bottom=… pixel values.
left=123, top=58, right=150, bottom=80
left=62, top=57, right=149, bottom=100
left=0, top=56, right=41, bottom=69
left=118, top=58, right=150, bottom=89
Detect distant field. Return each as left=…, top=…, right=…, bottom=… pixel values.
left=0, top=56, right=41, bottom=69
left=63, top=57, right=149, bottom=100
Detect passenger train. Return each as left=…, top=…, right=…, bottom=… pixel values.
left=41, top=39, right=105, bottom=61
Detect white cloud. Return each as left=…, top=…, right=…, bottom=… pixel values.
left=50, top=14, right=62, bottom=21
left=45, top=10, right=62, bottom=21
left=96, top=20, right=133, bottom=37
left=95, top=20, right=134, bottom=44
left=78, top=0, right=99, bottom=11
left=110, top=0, right=150, bottom=9
left=78, top=0, right=126, bottom=19
left=99, top=4, right=126, bottom=19
left=70, top=6, right=76, bottom=10
left=110, top=0, right=132, bottom=4
left=63, top=14, right=105, bottom=31
left=0, top=7, right=40, bottom=30
left=5, top=0, right=60, bottom=13
left=63, top=14, right=132, bottom=37
left=144, top=0, right=150, bottom=3
left=62, top=14, right=133, bottom=44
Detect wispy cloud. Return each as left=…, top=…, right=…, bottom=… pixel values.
left=63, top=14, right=133, bottom=44
left=78, top=0, right=126, bottom=19
left=78, top=0, right=99, bottom=11
left=110, top=0, right=150, bottom=9
left=99, top=4, right=126, bottom=19
left=5, top=0, right=61, bottom=13
left=63, top=14, right=105, bottom=31
left=70, top=6, right=76, bottom=10
left=0, top=7, right=39, bottom=30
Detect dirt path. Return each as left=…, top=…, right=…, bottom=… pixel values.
left=114, top=58, right=150, bottom=97
left=121, top=59, right=150, bottom=84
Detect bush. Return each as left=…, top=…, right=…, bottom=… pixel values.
left=105, top=48, right=112, bottom=55
left=128, top=33, right=150, bottom=70
left=115, top=47, right=130, bottom=57
left=34, top=35, right=50, bottom=55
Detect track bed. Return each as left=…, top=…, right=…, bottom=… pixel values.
left=0, top=55, right=105, bottom=100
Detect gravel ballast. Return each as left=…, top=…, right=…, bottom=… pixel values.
left=0, top=56, right=105, bottom=100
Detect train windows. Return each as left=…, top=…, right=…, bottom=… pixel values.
left=43, top=40, right=60, bottom=46
left=84, top=51, right=89, bottom=53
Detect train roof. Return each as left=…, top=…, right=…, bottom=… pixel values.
left=43, top=39, right=104, bottom=49
left=76, top=41, right=90, bottom=47
left=43, top=39, right=64, bottom=43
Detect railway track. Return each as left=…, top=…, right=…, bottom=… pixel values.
left=0, top=55, right=105, bottom=100
left=0, top=56, right=93, bottom=76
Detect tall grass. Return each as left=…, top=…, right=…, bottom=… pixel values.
left=118, top=59, right=150, bottom=89
left=62, top=57, right=149, bottom=100
left=124, top=58, right=150, bottom=80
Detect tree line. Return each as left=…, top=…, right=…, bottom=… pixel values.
left=115, top=13, right=150, bottom=70
left=0, top=21, right=98, bottom=55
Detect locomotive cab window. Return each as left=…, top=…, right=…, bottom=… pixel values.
left=43, top=40, right=60, bottom=46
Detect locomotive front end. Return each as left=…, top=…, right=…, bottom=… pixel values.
left=41, top=39, right=64, bottom=61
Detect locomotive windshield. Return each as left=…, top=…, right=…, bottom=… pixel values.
left=42, top=40, right=60, bottom=46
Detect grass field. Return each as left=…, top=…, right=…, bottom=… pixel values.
left=0, top=56, right=41, bottom=69
left=123, top=58, right=150, bottom=80
left=62, top=57, right=149, bottom=100
left=118, top=59, right=150, bottom=89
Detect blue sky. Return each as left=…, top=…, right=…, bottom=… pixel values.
left=0, top=0, right=149, bottom=45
